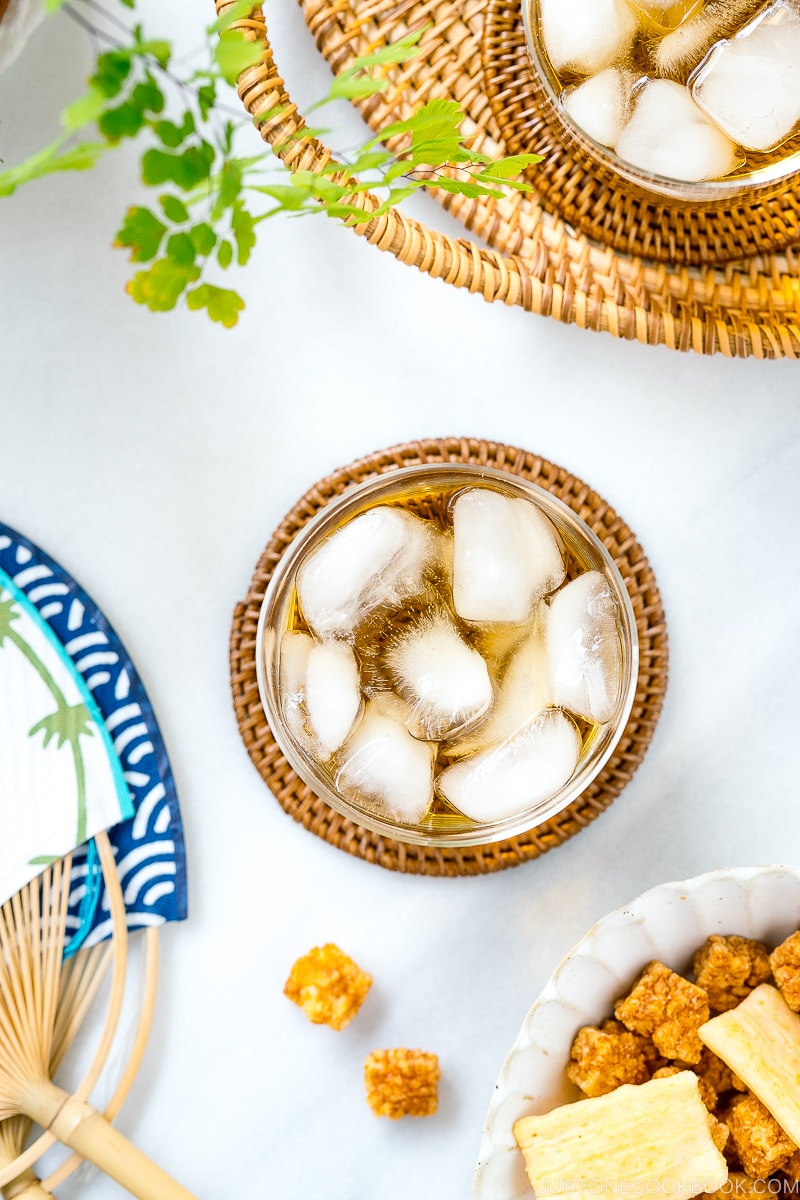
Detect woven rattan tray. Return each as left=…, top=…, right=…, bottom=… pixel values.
left=229, top=438, right=668, bottom=877
left=482, top=0, right=800, bottom=266
left=219, top=0, right=799, bottom=359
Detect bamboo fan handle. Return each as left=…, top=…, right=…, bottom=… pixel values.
left=33, top=1083, right=196, bottom=1200
left=1, top=1168, right=54, bottom=1199
left=214, top=1, right=538, bottom=309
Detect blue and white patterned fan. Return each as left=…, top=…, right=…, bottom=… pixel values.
left=0, top=522, right=188, bottom=945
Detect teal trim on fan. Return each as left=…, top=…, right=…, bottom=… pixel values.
left=0, top=564, right=133, bottom=826
left=62, top=838, right=102, bottom=960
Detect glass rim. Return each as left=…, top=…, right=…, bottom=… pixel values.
left=255, top=462, right=640, bottom=848
left=521, top=0, right=800, bottom=203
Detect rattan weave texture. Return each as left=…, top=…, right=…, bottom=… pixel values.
left=482, top=0, right=800, bottom=266
left=218, top=0, right=800, bottom=358
left=229, top=438, right=668, bottom=877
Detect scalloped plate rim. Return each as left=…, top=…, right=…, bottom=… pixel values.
left=473, top=862, right=800, bottom=1200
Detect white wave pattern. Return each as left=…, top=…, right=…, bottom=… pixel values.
left=4, top=533, right=184, bottom=939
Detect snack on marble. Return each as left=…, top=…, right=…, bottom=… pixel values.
left=283, top=943, right=372, bottom=1030
left=692, top=935, right=772, bottom=1013
left=614, top=961, right=710, bottom=1062
left=769, top=931, right=800, bottom=1011
left=699, top=984, right=800, bottom=1147
left=566, top=1018, right=660, bottom=1097
left=513, top=1070, right=728, bottom=1200
left=364, top=1048, right=440, bottom=1118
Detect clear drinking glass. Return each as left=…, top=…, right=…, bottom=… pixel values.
left=256, top=464, right=639, bottom=848
left=522, top=0, right=800, bottom=204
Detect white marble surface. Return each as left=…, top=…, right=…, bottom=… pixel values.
left=1, top=4, right=800, bottom=1198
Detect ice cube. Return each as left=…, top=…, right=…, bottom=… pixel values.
left=564, top=68, right=633, bottom=149
left=368, top=688, right=415, bottom=725
left=305, top=641, right=362, bottom=757
left=436, top=709, right=580, bottom=822
left=539, top=0, right=638, bottom=74
left=297, top=506, right=437, bottom=640
left=452, top=489, right=565, bottom=624
left=384, top=612, right=493, bottom=741
left=280, top=630, right=313, bottom=698
left=692, top=2, right=800, bottom=152
left=279, top=630, right=314, bottom=746
left=546, top=571, right=623, bottom=724
left=336, top=704, right=435, bottom=823
left=653, top=0, right=767, bottom=79
left=448, top=611, right=551, bottom=755
left=279, top=631, right=362, bottom=761
left=615, top=79, right=740, bottom=181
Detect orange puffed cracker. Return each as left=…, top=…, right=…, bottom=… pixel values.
left=695, top=1045, right=747, bottom=1101
left=770, top=932, right=800, bottom=1013
left=283, top=943, right=371, bottom=1031
left=566, top=1019, right=659, bottom=1097
left=704, top=1171, right=765, bottom=1199
left=782, top=1149, right=800, bottom=1183
left=364, top=1048, right=440, bottom=1118
left=692, top=935, right=772, bottom=1013
left=725, top=1093, right=797, bottom=1178
left=614, top=960, right=710, bottom=1063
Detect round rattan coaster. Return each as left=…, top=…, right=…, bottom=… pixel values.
left=229, top=438, right=668, bottom=877
left=231, top=0, right=800, bottom=357
left=481, top=0, right=800, bottom=266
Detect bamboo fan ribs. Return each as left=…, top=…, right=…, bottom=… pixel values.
left=0, top=857, right=75, bottom=1128
left=0, top=838, right=196, bottom=1200
left=0, top=855, right=115, bottom=1200
left=0, top=859, right=74, bottom=1200
left=4, top=940, right=113, bottom=1199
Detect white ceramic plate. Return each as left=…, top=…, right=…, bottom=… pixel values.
left=473, top=864, right=800, bottom=1200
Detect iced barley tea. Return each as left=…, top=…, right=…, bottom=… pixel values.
left=264, top=469, right=631, bottom=839
left=531, top=0, right=800, bottom=184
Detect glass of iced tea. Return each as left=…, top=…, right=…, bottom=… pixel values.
left=256, top=465, right=638, bottom=848
left=523, top=0, right=800, bottom=200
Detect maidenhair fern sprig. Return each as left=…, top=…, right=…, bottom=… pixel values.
left=0, top=0, right=542, bottom=326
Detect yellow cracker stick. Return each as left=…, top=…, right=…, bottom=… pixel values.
left=513, top=1070, right=728, bottom=1200
left=699, top=983, right=800, bottom=1146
